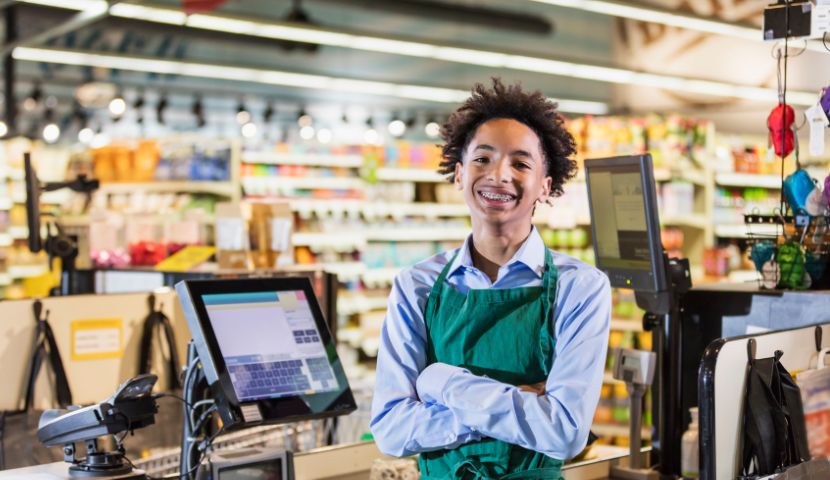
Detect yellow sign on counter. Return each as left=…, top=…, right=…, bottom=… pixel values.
left=154, top=246, right=217, bottom=272
left=71, top=318, right=123, bottom=361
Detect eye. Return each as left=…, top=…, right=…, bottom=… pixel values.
left=513, top=161, right=530, bottom=170
left=473, top=157, right=489, bottom=163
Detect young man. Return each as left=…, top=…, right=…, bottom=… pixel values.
left=370, top=78, right=611, bottom=480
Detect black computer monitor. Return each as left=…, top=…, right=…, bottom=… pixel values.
left=23, top=152, right=41, bottom=253
left=584, top=154, right=666, bottom=292
left=175, top=277, right=357, bottom=431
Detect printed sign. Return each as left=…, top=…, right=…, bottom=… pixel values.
left=154, top=246, right=217, bottom=272
left=71, top=318, right=123, bottom=361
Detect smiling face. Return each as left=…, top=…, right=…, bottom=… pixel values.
left=455, top=118, right=552, bottom=230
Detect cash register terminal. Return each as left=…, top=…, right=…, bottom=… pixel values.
left=27, top=277, right=356, bottom=480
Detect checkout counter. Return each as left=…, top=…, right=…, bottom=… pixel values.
left=1, top=153, right=828, bottom=480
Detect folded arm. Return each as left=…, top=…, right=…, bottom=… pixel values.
left=370, top=269, right=481, bottom=457
left=416, top=270, right=611, bottom=459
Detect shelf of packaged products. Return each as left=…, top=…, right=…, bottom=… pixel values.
left=338, top=294, right=390, bottom=316
left=715, top=173, right=782, bottom=189
left=289, top=199, right=471, bottom=218
left=0, top=233, right=11, bottom=247
left=714, top=224, right=780, bottom=238
left=292, top=228, right=471, bottom=247
left=241, top=151, right=364, bottom=167
left=662, top=214, right=708, bottom=230
left=590, top=423, right=651, bottom=440
left=0, top=198, right=12, bottom=210
left=0, top=272, right=9, bottom=286
left=374, top=168, right=446, bottom=182
left=728, top=269, right=760, bottom=283
left=242, top=176, right=365, bottom=192
left=98, top=181, right=238, bottom=197
left=362, top=267, right=403, bottom=287
left=8, top=264, right=49, bottom=279
left=610, top=319, right=644, bottom=332
left=0, top=166, right=65, bottom=182
left=653, top=168, right=706, bottom=186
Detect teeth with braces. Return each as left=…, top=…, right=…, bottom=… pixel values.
left=480, top=192, right=514, bottom=201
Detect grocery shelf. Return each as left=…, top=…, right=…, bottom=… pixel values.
left=289, top=199, right=471, bottom=218
left=0, top=233, right=11, bottom=247
left=242, top=151, right=364, bottom=167
left=662, top=214, right=708, bottom=230
left=375, top=168, right=446, bottom=182
left=98, top=181, right=237, bottom=197
left=338, top=294, right=389, bottom=315
left=0, top=198, right=12, bottom=210
left=728, top=269, right=760, bottom=283
left=654, top=167, right=706, bottom=186
left=242, top=176, right=365, bottom=192
left=291, top=228, right=470, bottom=247
left=321, top=261, right=367, bottom=281
left=365, top=227, right=470, bottom=242
left=0, top=273, right=10, bottom=286
left=292, top=232, right=367, bottom=249
left=715, top=173, right=782, bottom=189
left=610, top=318, right=644, bottom=332
left=714, top=223, right=780, bottom=238
left=591, top=423, right=651, bottom=439
left=362, top=267, right=403, bottom=286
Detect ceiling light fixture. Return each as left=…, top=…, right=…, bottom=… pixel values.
left=299, top=125, right=315, bottom=140
left=43, top=123, right=60, bottom=143
left=78, top=127, right=94, bottom=143
left=364, top=128, right=378, bottom=145
left=156, top=93, right=168, bottom=125
left=11, top=47, right=612, bottom=113
left=109, top=96, right=126, bottom=116
left=241, top=122, right=257, bottom=138
left=425, top=121, right=440, bottom=138
left=236, top=100, right=250, bottom=125
left=317, top=128, right=332, bottom=144
left=19, top=1, right=807, bottom=102
left=388, top=117, right=406, bottom=137
left=529, top=0, right=826, bottom=53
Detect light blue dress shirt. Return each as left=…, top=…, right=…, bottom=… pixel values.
left=369, top=226, right=612, bottom=460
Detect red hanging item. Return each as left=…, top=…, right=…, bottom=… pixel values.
left=182, top=0, right=229, bottom=15
left=767, top=103, right=796, bottom=158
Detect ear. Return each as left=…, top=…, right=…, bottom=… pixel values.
left=454, top=162, right=464, bottom=190
left=537, top=176, right=552, bottom=203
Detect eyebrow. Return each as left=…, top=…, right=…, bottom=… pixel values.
left=472, top=144, right=534, bottom=159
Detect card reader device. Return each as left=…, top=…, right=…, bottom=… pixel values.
left=610, top=348, right=657, bottom=480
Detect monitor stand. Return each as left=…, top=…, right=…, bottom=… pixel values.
left=630, top=253, right=691, bottom=480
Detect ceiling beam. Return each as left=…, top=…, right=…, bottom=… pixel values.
left=307, top=0, right=553, bottom=35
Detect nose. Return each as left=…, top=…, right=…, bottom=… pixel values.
left=486, top=156, right=512, bottom=184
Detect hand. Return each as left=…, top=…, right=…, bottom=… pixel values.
left=516, top=382, right=546, bottom=396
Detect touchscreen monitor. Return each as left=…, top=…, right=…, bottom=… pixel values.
left=584, top=154, right=666, bottom=292
left=176, top=277, right=357, bottom=430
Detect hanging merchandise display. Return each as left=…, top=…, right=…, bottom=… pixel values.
left=805, top=88, right=830, bottom=157
left=767, top=103, right=797, bottom=159
left=783, top=169, right=817, bottom=217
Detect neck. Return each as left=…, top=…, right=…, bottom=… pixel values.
left=470, top=217, right=533, bottom=282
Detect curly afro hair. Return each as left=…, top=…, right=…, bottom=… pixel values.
left=438, top=77, right=577, bottom=198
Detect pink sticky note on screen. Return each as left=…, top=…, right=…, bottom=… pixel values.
left=295, top=291, right=306, bottom=300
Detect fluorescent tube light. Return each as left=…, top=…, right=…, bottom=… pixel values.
left=530, top=0, right=827, bottom=53
left=12, top=47, right=609, bottom=114
left=15, top=1, right=819, bottom=103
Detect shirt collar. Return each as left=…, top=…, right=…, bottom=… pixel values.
left=448, top=226, right=547, bottom=279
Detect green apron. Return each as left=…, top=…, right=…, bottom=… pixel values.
left=418, top=248, right=563, bottom=480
